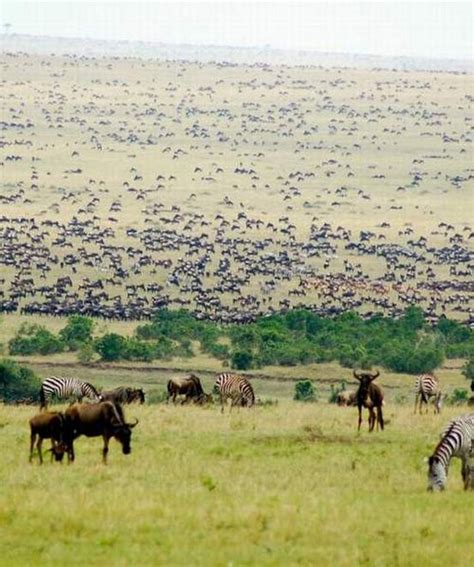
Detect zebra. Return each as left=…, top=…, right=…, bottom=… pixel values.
left=414, top=374, right=442, bottom=414
left=40, top=376, right=102, bottom=410
left=427, top=414, right=474, bottom=491
left=214, top=373, right=255, bottom=413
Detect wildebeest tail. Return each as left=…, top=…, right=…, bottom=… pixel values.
left=39, top=386, right=46, bottom=409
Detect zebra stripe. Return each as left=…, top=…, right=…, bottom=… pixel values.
left=40, top=376, right=101, bottom=409
left=414, top=374, right=442, bottom=414
left=215, top=373, right=255, bottom=412
left=427, top=414, right=474, bottom=491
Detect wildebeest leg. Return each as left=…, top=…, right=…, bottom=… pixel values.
left=357, top=405, right=363, bottom=431
left=37, top=438, right=44, bottom=465
left=377, top=406, right=384, bottom=431
left=29, top=432, right=37, bottom=463
left=102, top=435, right=109, bottom=465
left=368, top=408, right=375, bottom=432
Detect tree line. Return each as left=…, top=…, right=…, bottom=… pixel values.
left=4, top=307, right=474, bottom=377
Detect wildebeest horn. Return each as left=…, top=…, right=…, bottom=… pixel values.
left=353, top=370, right=361, bottom=380
left=127, top=418, right=139, bottom=428
left=372, top=370, right=380, bottom=379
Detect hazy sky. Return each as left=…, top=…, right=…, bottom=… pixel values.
left=1, top=1, right=472, bottom=60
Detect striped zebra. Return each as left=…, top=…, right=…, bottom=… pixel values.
left=214, top=373, right=255, bottom=413
left=427, top=414, right=474, bottom=491
left=40, top=376, right=102, bottom=409
left=414, top=374, right=442, bottom=414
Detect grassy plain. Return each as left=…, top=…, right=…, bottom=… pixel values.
left=0, top=402, right=472, bottom=566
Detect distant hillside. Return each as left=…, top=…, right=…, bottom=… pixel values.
left=1, top=33, right=472, bottom=72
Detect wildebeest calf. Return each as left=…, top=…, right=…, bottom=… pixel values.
left=29, top=411, right=69, bottom=464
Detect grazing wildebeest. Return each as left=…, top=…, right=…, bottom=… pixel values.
left=353, top=370, right=384, bottom=432
left=100, top=387, right=145, bottom=405
left=29, top=411, right=69, bottom=464
left=64, top=402, right=138, bottom=464
left=336, top=390, right=357, bottom=407
left=167, top=374, right=211, bottom=404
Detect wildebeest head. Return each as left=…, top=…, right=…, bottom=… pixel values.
left=113, top=418, right=138, bottom=455
left=354, top=370, right=379, bottom=391
left=129, top=388, right=145, bottom=404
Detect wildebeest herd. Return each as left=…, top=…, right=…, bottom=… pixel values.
left=0, top=51, right=472, bottom=325
left=28, top=371, right=474, bottom=492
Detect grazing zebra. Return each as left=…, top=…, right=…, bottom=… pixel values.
left=214, top=373, right=255, bottom=413
left=427, top=414, right=474, bottom=491
left=414, top=374, right=442, bottom=414
left=40, top=376, right=102, bottom=409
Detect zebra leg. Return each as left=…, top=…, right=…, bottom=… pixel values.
left=220, top=394, right=225, bottom=414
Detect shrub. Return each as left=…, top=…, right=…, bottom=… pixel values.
left=294, top=380, right=316, bottom=402
left=94, top=333, right=127, bottom=361
left=446, top=389, right=469, bottom=405
left=231, top=350, right=253, bottom=370
left=59, top=316, right=94, bottom=349
left=462, top=355, right=474, bottom=381
left=328, top=381, right=347, bottom=404
left=9, top=324, right=65, bottom=356
left=0, top=359, right=40, bottom=403
left=77, top=343, right=95, bottom=364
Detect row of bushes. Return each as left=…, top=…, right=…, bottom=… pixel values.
left=5, top=308, right=474, bottom=376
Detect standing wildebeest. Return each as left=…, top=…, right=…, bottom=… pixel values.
left=167, top=374, right=211, bottom=404
left=64, top=402, right=138, bottom=464
left=353, top=370, right=384, bottom=432
left=40, top=376, right=102, bottom=409
left=29, top=411, right=69, bottom=464
left=100, top=387, right=145, bottom=405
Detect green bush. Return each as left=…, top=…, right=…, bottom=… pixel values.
left=94, top=333, right=127, bottom=361
left=294, top=380, right=316, bottom=402
left=59, top=316, right=95, bottom=349
left=446, top=389, right=469, bottom=405
left=9, top=324, right=65, bottom=356
left=462, top=355, right=474, bottom=381
left=231, top=350, right=253, bottom=370
left=0, top=359, right=40, bottom=403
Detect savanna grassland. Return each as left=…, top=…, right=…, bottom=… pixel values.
left=1, top=36, right=473, bottom=566
left=1, top=402, right=473, bottom=566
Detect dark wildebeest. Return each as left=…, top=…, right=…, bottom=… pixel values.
left=353, top=370, right=384, bottom=432
left=64, top=402, right=138, bottom=464
left=100, top=387, right=145, bottom=405
left=29, top=411, right=70, bottom=464
left=167, top=374, right=211, bottom=404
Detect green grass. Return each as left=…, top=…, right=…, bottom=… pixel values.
left=0, top=402, right=472, bottom=566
